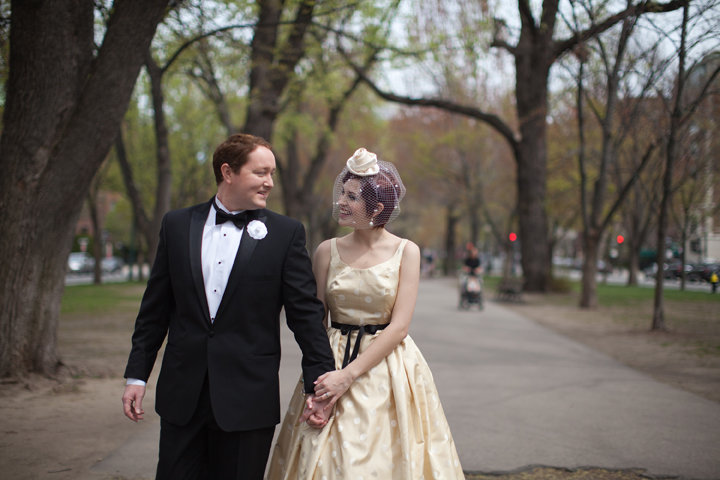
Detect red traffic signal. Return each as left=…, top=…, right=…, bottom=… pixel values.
left=509, top=232, right=517, bottom=242
left=617, top=235, right=624, bottom=244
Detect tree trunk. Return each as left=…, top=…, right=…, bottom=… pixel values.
left=653, top=4, right=688, bottom=332
left=627, top=241, right=640, bottom=286
left=281, top=131, right=301, bottom=220
left=88, top=194, right=103, bottom=285
left=468, top=202, right=480, bottom=247
left=145, top=52, right=173, bottom=268
left=679, top=225, right=687, bottom=291
left=0, top=0, right=169, bottom=378
left=513, top=25, right=552, bottom=292
left=115, top=128, right=152, bottom=245
left=547, top=234, right=557, bottom=282
left=444, top=205, right=459, bottom=276
left=514, top=106, right=550, bottom=291
left=580, top=233, right=600, bottom=308
left=626, top=191, right=643, bottom=287
left=244, top=0, right=316, bottom=141
left=502, top=241, right=514, bottom=279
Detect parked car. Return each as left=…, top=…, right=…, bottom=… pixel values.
left=597, top=260, right=613, bottom=275
left=67, top=252, right=95, bottom=274
left=101, top=256, right=125, bottom=273
left=669, top=262, right=699, bottom=281
left=700, top=263, right=720, bottom=283
left=684, top=263, right=703, bottom=282
left=643, top=261, right=680, bottom=280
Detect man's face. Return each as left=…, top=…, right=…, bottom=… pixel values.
left=222, top=146, right=276, bottom=210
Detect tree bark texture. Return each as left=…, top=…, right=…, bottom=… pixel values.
left=0, top=0, right=169, bottom=377
left=511, top=4, right=557, bottom=292
left=679, top=225, right=687, bottom=291
left=580, top=233, right=601, bottom=308
left=87, top=193, right=103, bottom=285
left=144, top=52, right=173, bottom=267
left=115, top=129, right=152, bottom=243
left=444, top=205, right=460, bottom=276
left=627, top=246, right=640, bottom=286
left=244, top=0, right=316, bottom=141
left=653, top=4, right=688, bottom=331
left=578, top=17, right=636, bottom=307
left=624, top=182, right=655, bottom=287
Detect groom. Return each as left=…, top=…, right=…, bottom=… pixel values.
left=122, top=134, right=335, bottom=480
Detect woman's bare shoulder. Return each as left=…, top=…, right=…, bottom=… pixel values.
left=400, top=239, right=420, bottom=259
left=314, top=239, right=333, bottom=262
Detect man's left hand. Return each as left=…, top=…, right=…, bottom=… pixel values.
left=299, top=393, right=332, bottom=428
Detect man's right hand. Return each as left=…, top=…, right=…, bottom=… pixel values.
left=122, top=384, right=146, bottom=422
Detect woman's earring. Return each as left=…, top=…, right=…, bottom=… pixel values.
left=369, top=220, right=374, bottom=226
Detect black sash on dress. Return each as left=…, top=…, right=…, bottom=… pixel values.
left=331, top=321, right=389, bottom=369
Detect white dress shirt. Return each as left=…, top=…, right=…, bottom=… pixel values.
left=202, top=198, right=245, bottom=321
left=127, top=198, right=245, bottom=387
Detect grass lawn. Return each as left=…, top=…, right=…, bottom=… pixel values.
left=596, top=282, right=720, bottom=306
left=58, top=281, right=149, bottom=379
left=61, top=281, right=147, bottom=315
left=486, top=275, right=720, bottom=358
left=485, top=274, right=720, bottom=307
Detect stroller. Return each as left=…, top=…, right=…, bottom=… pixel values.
left=459, top=273, right=483, bottom=310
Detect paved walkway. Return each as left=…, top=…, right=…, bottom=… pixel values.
left=93, top=278, right=720, bottom=479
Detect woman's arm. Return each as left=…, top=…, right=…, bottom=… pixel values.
left=312, top=240, right=332, bottom=329
left=313, top=240, right=421, bottom=407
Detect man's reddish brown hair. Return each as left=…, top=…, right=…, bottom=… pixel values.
left=212, top=133, right=272, bottom=185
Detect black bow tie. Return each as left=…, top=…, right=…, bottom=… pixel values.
left=214, top=199, right=255, bottom=229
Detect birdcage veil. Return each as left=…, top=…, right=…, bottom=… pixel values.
left=332, top=148, right=406, bottom=229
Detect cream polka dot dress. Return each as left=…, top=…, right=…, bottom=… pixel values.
left=267, top=238, right=464, bottom=480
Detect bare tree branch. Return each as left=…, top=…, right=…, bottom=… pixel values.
left=162, top=22, right=256, bottom=72
left=601, top=141, right=657, bottom=233
left=553, top=0, right=689, bottom=60
left=115, top=129, right=150, bottom=234
left=341, top=56, right=520, bottom=155
left=489, top=38, right=518, bottom=54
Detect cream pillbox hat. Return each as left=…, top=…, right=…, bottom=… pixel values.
left=346, top=148, right=380, bottom=176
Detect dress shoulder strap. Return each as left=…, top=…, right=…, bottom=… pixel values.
left=330, top=238, right=339, bottom=261
left=395, top=239, right=409, bottom=261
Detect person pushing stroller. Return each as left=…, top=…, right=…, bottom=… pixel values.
left=459, top=247, right=484, bottom=310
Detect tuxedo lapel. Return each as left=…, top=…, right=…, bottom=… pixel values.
left=215, top=211, right=267, bottom=321
left=190, top=200, right=213, bottom=324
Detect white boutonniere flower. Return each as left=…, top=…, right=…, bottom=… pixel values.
left=246, top=220, right=268, bottom=240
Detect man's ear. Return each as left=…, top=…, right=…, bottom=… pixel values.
left=220, top=163, right=233, bottom=183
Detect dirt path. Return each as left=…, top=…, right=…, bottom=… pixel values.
left=0, top=285, right=158, bottom=480
left=1, top=283, right=717, bottom=479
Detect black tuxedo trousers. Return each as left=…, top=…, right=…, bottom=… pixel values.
left=124, top=199, right=335, bottom=433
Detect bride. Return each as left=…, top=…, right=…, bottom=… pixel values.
left=266, top=148, right=464, bottom=480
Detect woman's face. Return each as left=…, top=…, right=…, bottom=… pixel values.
left=337, top=178, right=372, bottom=229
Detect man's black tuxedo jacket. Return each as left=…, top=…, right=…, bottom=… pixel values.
left=124, top=198, right=335, bottom=432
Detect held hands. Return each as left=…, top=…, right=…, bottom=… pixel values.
left=299, top=393, right=332, bottom=428
left=122, top=384, right=146, bottom=422
left=313, top=369, right=354, bottom=411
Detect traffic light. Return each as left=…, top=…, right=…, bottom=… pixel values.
left=509, top=232, right=517, bottom=242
